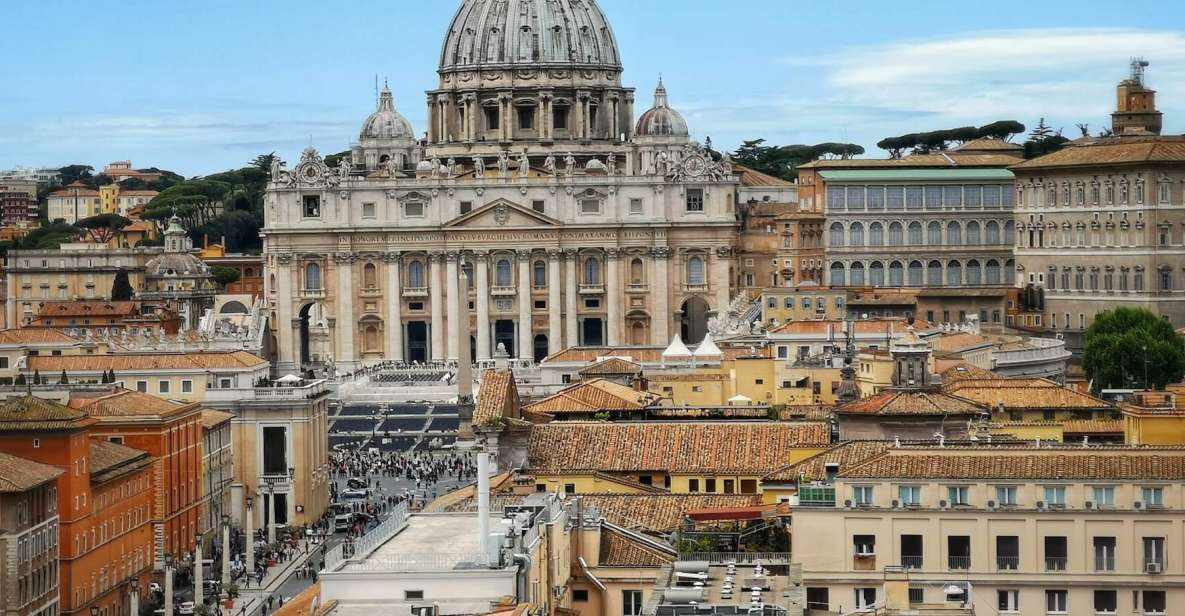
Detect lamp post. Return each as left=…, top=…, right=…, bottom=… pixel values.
left=90, top=604, right=99, bottom=616
left=129, top=581, right=140, bottom=616
left=244, top=497, right=254, bottom=578
left=164, top=554, right=174, bottom=616
left=221, top=514, right=231, bottom=588
left=193, top=532, right=204, bottom=607
left=262, top=479, right=276, bottom=545
left=1143, top=344, right=1150, bottom=389
left=287, top=466, right=295, bottom=527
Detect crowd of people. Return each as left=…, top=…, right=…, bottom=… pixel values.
left=330, top=448, right=478, bottom=490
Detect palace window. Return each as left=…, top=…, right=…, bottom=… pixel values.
left=580, top=199, right=601, bottom=215
left=304, top=263, right=322, bottom=291
left=584, top=258, right=601, bottom=285
left=686, top=189, right=705, bottom=212
left=553, top=106, right=569, bottom=130
left=686, top=256, right=706, bottom=286
left=533, top=261, right=547, bottom=287
left=518, top=108, right=535, bottom=130
left=403, top=202, right=424, bottom=217
left=302, top=196, right=320, bottom=218
left=407, top=261, right=425, bottom=288
left=484, top=107, right=500, bottom=130
left=495, top=259, right=513, bottom=287
left=361, top=202, right=376, bottom=218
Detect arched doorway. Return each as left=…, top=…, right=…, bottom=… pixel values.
left=494, top=320, right=515, bottom=357
left=533, top=335, right=549, bottom=362
left=406, top=321, right=428, bottom=363
left=680, top=297, right=710, bottom=344
left=298, top=303, right=314, bottom=366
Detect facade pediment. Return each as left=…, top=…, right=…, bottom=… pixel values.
left=443, top=199, right=561, bottom=229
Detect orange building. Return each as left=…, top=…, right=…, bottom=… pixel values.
left=199, top=242, right=264, bottom=297
left=68, top=389, right=204, bottom=563
left=0, top=396, right=155, bottom=616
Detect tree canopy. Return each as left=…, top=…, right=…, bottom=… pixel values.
left=76, top=213, right=131, bottom=244
left=140, top=156, right=272, bottom=251
left=1083, top=307, right=1185, bottom=390
left=730, top=139, right=865, bottom=180
left=876, top=120, right=1026, bottom=158
left=211, top=266, right=242, bottom=288
left=110, top=271, right=134, bottom=301
left=19, top=220, right=79, bottom=249
left=1022, top=118, right=1071, bottom=159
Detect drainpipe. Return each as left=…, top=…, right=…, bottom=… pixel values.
left=513, top=553, right=533, bottom=603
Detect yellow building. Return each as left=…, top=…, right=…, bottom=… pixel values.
left=526, top=421, right=830, bottom=495
left=1123, top=391, right=1185, bottom=445
left=5, top=244, right=154, bottom=327
left=759, top=285, right=847, bottom=324
left=98, top=184, right=158, bottom=217
left=0, top=328, right=101, bottom=385
left=943, top=377, right=1116, bottom=423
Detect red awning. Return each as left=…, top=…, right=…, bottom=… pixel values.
left=686, top=505, right=779, bottom=522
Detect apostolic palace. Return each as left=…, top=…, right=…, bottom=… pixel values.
left=262, top=0, right=740, bottom=372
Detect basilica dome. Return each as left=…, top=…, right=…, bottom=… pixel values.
left=360, top=85, right=415, bottom=141
left=439, top=0, right=621, bottom=72
left=635, top=80, right=689, bottom=137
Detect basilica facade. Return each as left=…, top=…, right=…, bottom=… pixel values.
left=263, top=0, right=739, bottom=372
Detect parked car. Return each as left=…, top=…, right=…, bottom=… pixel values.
left=178, top=602, right=195, bottom=616
left=346, top=478, right=367, bottom=490
left=341, top=488, right=369, bottom=500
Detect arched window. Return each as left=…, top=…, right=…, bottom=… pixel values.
left=927, top=222, right=942, bottom=245
left=966, top=221, right=981, bottom=245
left=1004, top=221, right=1016, bottom=245
left=889, top=261, right=904, bottom=286
left=584, top=257, right=601, bottom=285
left=630, top=258, right=644, bottom=284
left=1005, top=259, right=1015, bottom=284
left=363, top=263, right=377, bottom=289
left=908, top=261, right=923, bottom=286
left=947, top=221, right=962, bottom=245
left=868, top=223, right=884, bottom=246
left=687, top=256, right=706, bottom=285
left=533, top=260, right=547, bottom=288
left=304, top=263, right=322, bottom=291
left=927, top=260, right=943, bottom=286
left=869, top=262, right=885, bottom=286
left=849, top=222, right=864, bottom=246
left=830, top=223, right=845, bottom=247
left=888, top=222, right=904, bottom=246
left=985, top=221, right=1000, bottom=244
left=495, top=258, right=513, bottom=287
left=986, top=259, right=1001, bottom=284
left=462, top=262, right=474, bottom=289
left=850, top=262, right=866, bottom=286
left=908, top=222, right=922, bottom=245
left=947, top=260, right=962, bottom=286
left=966, top=260, right=982, bottom=285
left=830, top=262, right=846, bottom=286
left=408, top=260, right=425, bottom=288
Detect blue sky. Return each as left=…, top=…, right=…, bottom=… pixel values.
left=2, top=0, right=1184, bottom=176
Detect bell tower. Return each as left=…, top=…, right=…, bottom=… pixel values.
left=1112, top=58, right=1163, bottom=136
left=890, top=318, right=932, bottom=389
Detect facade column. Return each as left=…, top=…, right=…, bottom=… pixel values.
left=548, top=250, right=563, bottom=355
left=606, top=249, right=622, bottom=346
left=385, top=252, right=403, bottom=361
left=429, top=252, right=445, bottom=361
left=500, top=92, right=512, bottom=142
left=274, top=255, right=295, bottom=371
left=517, top=251, right=532, bottom=360
left=446, top=252, right=461, bottom=362
left=565, top=249, right=579, bottom=348
left=475, top=252, right=491, bottom=361
left=652, top=247, right=671, bottom=344
left=713, top=246, right=732, bottom=314
left=334, top=253, right=356, bottom=366
left=426, top=94, right=437, bottom=143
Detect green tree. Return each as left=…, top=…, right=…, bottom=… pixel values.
left=76, top=213, right=131, bottom=244
left=57, top=165, right=95, bottom=187
left=110, top=270, right=135, bottom=301
left=211, top=266, right=242, bottom=288
left=250, top=153, right=278, bottom=173
left=731, top=139, right=864, bottom=180
left=20, top=220, right=79, bottom=249
left=1083, top=307, right=1185, bottom=390
left=323, top=150, right=352, bottom=168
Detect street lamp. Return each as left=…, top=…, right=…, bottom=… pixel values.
left=129, top=581, right=140, bottom=616
left=193, top=532, right=204, bottom=607
left=244, top=496, right=255, bottom=578
left=220, top=514, right=232, bottom=589
left=90, top=605, right=99, bottom=616
left=164, top=554, right=175, bottom=616
left=262, top=479, right=277, bottom=544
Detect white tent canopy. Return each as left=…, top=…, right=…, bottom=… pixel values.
left=727, top=394, right=752, bottom=405
left=662, top=335, right=692, bottom=358
left=277, top=374, right=303, bottom=384
left=693, top=333, right=723, bottom=358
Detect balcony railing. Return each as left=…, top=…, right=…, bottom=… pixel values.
left=300, top=287, right=325, bottom=298
left=996, top=556, right=1019, bottom=570
left=579, top=283, right=605, bottom=294
left=1094, top=556, right=1115, bottom=571
left=626, top=283, right=648, bottom=293
left=1045, top=556, right=1068, bottom=571
left=490, top=286, right=517, bottom=297
left=900, top=555, right=923, bottom=570
left=402, top=286, right=428, bottom=298
left=948, top=555, right=971, bottom=570
left=797, top=485, right=835, bottom=507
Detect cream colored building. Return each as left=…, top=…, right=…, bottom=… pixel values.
left=99, top=185, right=158, bottom=217
left=46, top=182, right=101, bottom=223
left=200, top=410, right=234, bottom=549
left=5, top=244, right=152, bottom=327
left=792, top=445, right=1185, bottom=615
left=263, top=0, right=739, bottom=372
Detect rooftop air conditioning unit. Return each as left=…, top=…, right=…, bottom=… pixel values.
left=1134, top=500, right=1145, bottom=510
left=1146, top=562, right=1163, bottom=574
left=1084, top=501, right=1094, bottom=510
left=1036, top=501, right=1047, bottom=510
left=843, top=499, right=853, bottom=509
left=890, top=499, right=901, bottom=509
left=938, top=499, right=949, bottom=510
left=986, top=500, right=997, bottom=510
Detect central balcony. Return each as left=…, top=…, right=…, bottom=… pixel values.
left=402, top=286, right=428, bottom=298
left=579, top=283, right=604, bottom=295
left=490, top=286, right=517, bottom=297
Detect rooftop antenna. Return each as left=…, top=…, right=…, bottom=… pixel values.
left=375, top=74, right=379, bottom=99
left=1131, top=58, right=1150, bottom=86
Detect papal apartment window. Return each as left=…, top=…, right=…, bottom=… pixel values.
left=685, top=188, right=705, bottom=212
left=361, top=202, right=376, bottom=219
left=302, top=196, right=321, bottom=218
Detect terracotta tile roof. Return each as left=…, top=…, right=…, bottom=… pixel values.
left=544, top=345, right=768, bottom=364
left=0, top=396, right=92, bottom=432
left=1012, top=136, right=1185, bottom=170
left=735, top=165, right=795, bottom=187
left=931, top=333, right=991, bottom=352
left=89, top=440, right=152, bottom=483
left=27, top=350, right=266, bottom=372
left=778, top=405, right=835, bottom=421
left=201, top=409, right=234, bottom=429
left=579, top=494, right=764, bottom=532
left=527, top=421, right=830, bottom=474
left=598, top=525, right=676, bottom=566
left=0, top=451, right=63, bottom=492
left=590, top=471, right=669, bottom=494
left=1062, top=419, right=1124, bottom=435
left=474, top=370, right=520, bottom=428
left=770, top=318, right=933, bottom=336
left=35, top=301, right=138, bottom=318
left=0, top=329, right=81, bottom=345
left=840, top=447, right=1185, bottom=480
left=838, top=390, right=987, bottom=416
left=579, top=357, right=642, bottom=376
left=939, top=363, right=1000, bottom=384
left=955, top=138, right=1024, bottom=152
left=524, top=379, right=661, bottom=415
left=942, top=380, right=1112, bottom=410
left=764, top=441, right=893, bottom=482
left=70, top=389, right=197, bottom=418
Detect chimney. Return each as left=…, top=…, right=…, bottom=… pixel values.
left=478, top=450, right=491, bottom=566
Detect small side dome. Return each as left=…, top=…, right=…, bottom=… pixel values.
left=635, top=79, right=689, bottom=137
left=360, top=85, right=415, bottom=141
